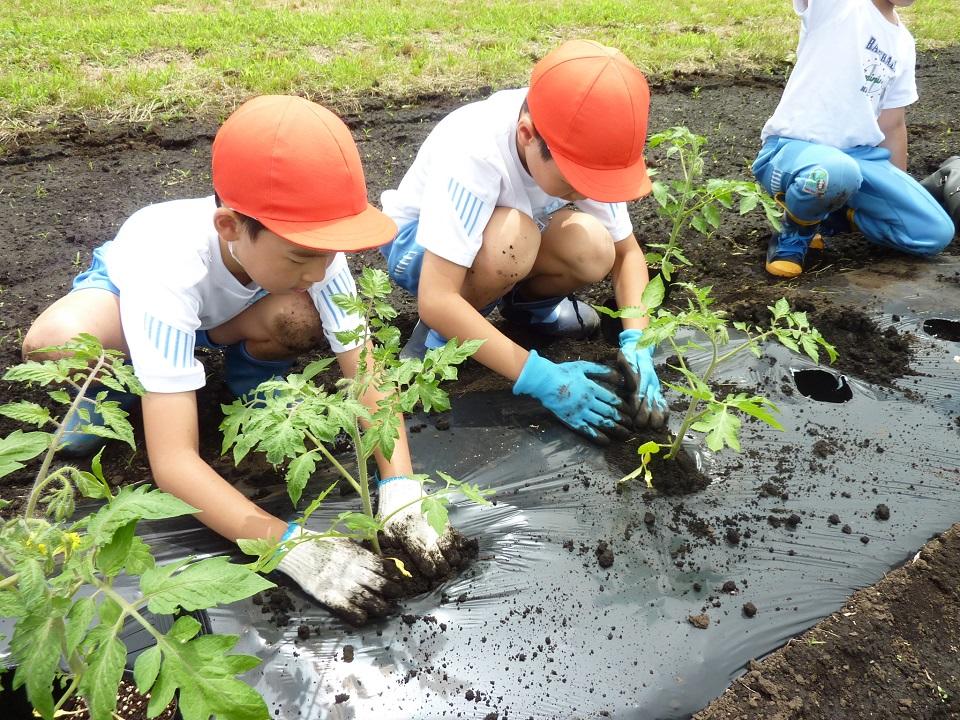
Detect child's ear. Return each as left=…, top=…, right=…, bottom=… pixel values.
left=516, top=113, right=537, bottom=149
left=213, top=207, right=241, bottom=242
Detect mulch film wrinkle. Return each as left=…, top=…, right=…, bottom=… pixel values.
left=12, top=257, right=947, bottom=720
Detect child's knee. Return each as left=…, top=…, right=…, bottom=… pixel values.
left=547, top=212, right=616, bottom=284
left=789, top=154, right=862, bottom=216
left=23, top=313, right=81, bottom=361
left=477, top=208, right=542, bottom=279
left=267, top=294, right=325, bottom=353
left=907, top=212, right=955, bottom=256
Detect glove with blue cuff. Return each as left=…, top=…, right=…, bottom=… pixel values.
left=617, top=329, right=669, bottom=430
left=276, top=524, right=400, bottom=626
left=378, top=476, right=461, bottom=578
left=512, top=349, right=629, bottom=445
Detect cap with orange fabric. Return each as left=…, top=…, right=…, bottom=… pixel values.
left=527, top=40, right=652, bottom=203
left=212, top=95, right=397, bottom=251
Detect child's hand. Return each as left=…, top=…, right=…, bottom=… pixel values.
left=377, top=476, right=462, bottom=578
left=616, top=329, right=669, bottom=430
left=277, top=526, right=400, bottom=625
left=512, top=349, right=630, bottom=445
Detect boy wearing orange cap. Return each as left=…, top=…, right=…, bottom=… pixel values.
left=22, top=95, right=457, bottom=625
left=381, top=40, right=667, bottom=443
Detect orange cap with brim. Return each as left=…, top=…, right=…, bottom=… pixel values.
left=212, top=95, right=397, bottom=251
left=528, top=40, right=652, bottom=203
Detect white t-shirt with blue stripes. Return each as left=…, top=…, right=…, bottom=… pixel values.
left=380, top=88, right=634, bottom=268
left=100, top=196, right=363, bottom=393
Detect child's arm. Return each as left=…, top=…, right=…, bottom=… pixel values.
left=141, top=390, right=396, bottom=623
left=418, top=251, right=531, bottom=381
left=336, top=342, right=462, bottom=578
left=610, top=234, right=668, bottom=430
left=878, top=107, right=908, bottom=171
left=419, top=250, right=628, bottom=444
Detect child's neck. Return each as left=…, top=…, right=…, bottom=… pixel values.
left=871, top=0, right=899, bottom=24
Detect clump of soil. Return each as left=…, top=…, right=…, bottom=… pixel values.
left=603, top=435, right=710, bottom=495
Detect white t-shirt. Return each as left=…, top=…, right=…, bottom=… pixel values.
left=380, top=88, right=634, bottom=268
left=100, top=196, right=364, bottom=393
left=760, top=0, right=917, bottom=148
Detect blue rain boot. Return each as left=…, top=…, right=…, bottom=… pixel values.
left=58, top=388, right=137, bottom=459
left=498, top=289, right=599, bottom=339
left=400, top=300, right=499, bottom=360
left=223, top=341, right=295, bottom=399
left=766, top=213, right=822, bottom=279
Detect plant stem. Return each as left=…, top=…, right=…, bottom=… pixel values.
left=665, top=331, right=720, bottom=460
left=306, top=433, right=362, bottom=494
left=26, top=354, right=107, bottom=519
left=350, top=422, right=380, bottom=555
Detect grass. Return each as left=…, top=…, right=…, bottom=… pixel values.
left=1, top=0, right=957, bottom=137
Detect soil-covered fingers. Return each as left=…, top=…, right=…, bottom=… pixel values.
left=437, top=528, right=463, bottom=569
left=386, top=519, right=451, bottom=579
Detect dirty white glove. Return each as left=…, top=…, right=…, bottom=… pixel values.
left=377, top=476, right=460, bottom=578
left=276, top=524, right=398, bottom=625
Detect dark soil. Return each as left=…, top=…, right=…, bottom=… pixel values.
left=696, top=523, right=960, bottom=720
left=0, top=673, right=177, bottom=720
left=0, top=44, right=958, bottom=720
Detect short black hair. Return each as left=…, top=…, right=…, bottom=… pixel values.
left=520, top=100, right=553, bottom=162
left=213, top=192, right=266, bottom=239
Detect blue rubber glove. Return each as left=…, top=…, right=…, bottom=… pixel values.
left=512, top=349, right=628, bottom=445
left=617, top=329, right=668, bottom=430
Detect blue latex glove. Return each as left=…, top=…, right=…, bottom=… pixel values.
left=617, top=329, right=668, bottom=430
left=512, top=349, right=628, bottom=445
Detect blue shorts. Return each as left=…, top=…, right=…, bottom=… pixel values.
left=380, top=220, right=424, bottom=295
left=72, top=243, right=120, bottom=296
left=70, top=241, right=225, bottom=351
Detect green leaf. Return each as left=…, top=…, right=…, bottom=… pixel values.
left=691, top=407, right=742, bottom=452
left=739, top=193, right=759, bottom=215
left=124, top=536, right=156, bottom=576
left=48, top=389, right=71, bottom=405
left=641, top=274, right=666, bottom=312
left=75, top=471, right=109, bottom=500
left=133, top=645, right=161, bottom=695
left=301, top=480, right=340, bottom=521
left=0, top=589, right=25, bottom=618
left=0, top=430, right=51, bottom=480
left=420, top=496, right=449, bottom=536
left=690, top=213, right=708, bottom=235
left=10, top=610, right=63, bottom=719
left=703, top=203, right=722, bottom=229
left=728, top=396, right=784, bottom=430
left=78, top=636, right=126, bottom=720
left=16, top=557, right=47, bottom=611
left=169, top=615, right=203, bottom=643
left=0, top=401, right=52, bottom=428
left=637, top=441, right=662, bottom=455
left=285, top=451, right=317, bottom=506
left=65, top=597, right=96, bottom=658
left=651, top=180, right=671, bottom=207
left=337, top=511, right=380, bottom=536
left=96, top=520, right=137, bottom=577
left=87, top=486, right=198, bottom=544
left=140, top=557, right=274, bottom=614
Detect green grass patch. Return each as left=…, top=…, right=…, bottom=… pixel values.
left=0, top=0, right=956, bottom=136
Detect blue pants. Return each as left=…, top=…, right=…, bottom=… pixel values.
left=380, top=220, right=424, bottom=295
left=752, top=138, right=954, bottom=256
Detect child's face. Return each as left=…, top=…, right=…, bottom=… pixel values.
left=517, top=115, right=585, bottom=202
left=215, top=209, right=334, bottom=293
left=236, top=229, right=335, bottom=294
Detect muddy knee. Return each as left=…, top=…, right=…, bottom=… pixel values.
left=469, top=208, right=542, bottom=298
left=545, top=212, right=616, bottom=285
left=268, top=294, right=325, bottom=353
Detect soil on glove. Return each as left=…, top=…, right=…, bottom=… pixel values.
left=0, top=44, right=958, bottom=719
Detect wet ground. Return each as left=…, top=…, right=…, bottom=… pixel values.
left=1, top=45, right=959, bottom=720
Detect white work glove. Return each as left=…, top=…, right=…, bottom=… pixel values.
left=276, top=525, right=398, bottom=625
left=377, top=476, right=460, bottom=578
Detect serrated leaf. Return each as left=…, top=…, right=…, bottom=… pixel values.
left=10, top=610, right=63, bottom=719
left=0, top=589, right=25, bottom=618
left=739, top=193, right=759, bottom=215
left=0, top=430, right=51, bottom=480
left=0, top=401, right=52, bottom=428
left=728, top=396, right=784, bottom=430
left=64, top=597, right=96, bottom=658
left=87, top=486, right=197, bottom=545
left=124, top=536, right=156, bottom=576
left=641, top=274, right=666, bottom=311
left=75, top=471, right=109, bottom=500
left=140, top=557, right=274, bottom=615
left=285, top=451, right=316, bottom=506
left=692, top=408, right=742, bottom=452
left=78, top=636, right=125, bottom=720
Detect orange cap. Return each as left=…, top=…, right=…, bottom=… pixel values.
left=212, top=95, right=396, bottom=251
left=527, top=40, right=651, bottom=202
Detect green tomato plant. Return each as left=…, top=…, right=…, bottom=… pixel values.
left=646, top=126, right=781, bottom=281
left=600, top=279, right=837, bottom=487
left=0, top=334, right=274, bottom=720
left=220, top=267, right=491, bottom=572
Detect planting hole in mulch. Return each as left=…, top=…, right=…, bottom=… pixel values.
left=922, top=318, right=960, bottom=342
left=792, top=368, right=854, bottom=403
